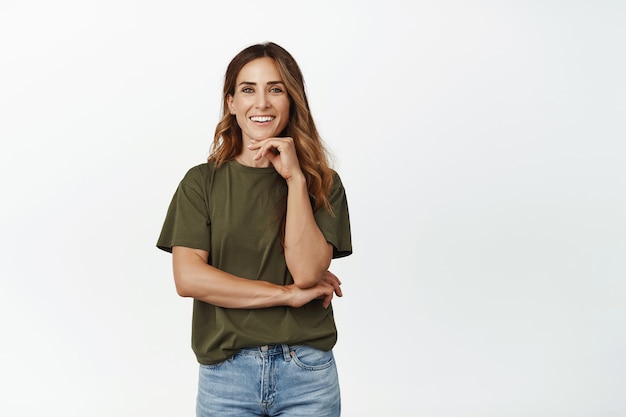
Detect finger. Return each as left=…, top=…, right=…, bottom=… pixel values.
left=325, top=270, right=342, bottom=285
left=322, top=292, right=333, bottom=309
left=334, top=283, right=343, bottom=297
left=323, top=278, right=342, bottom=298
left=247, top=140, right=259, bottom=150
left=324, top=272, right=342, bottom=290
left=253, top=147, right=271, bottom=161
left=254, top=142, right=280, bottom=160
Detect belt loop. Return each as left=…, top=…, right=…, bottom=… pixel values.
left=281, top=344, right=291, bottom=361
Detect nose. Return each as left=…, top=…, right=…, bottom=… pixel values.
left=255, top=91, right=270, bottom=109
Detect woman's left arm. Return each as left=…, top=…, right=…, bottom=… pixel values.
left=250, top=137, right=333, bottom=288
left=284, top=173, right=333, bottom=287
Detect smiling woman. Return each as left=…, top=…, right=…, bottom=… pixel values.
left=227, top=57, right=291, bottom=154
left=156, top=42, right=352, bottom=417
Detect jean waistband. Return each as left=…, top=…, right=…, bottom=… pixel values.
left=238, top=344, right=301, bottom=360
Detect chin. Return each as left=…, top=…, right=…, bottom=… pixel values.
left=252, top=131, right=279, bottom=140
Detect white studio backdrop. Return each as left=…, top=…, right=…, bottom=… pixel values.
left=1, top=1, right=625, bottom=416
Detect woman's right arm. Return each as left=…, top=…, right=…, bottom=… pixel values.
left=172, top=246, right=342, bottom=309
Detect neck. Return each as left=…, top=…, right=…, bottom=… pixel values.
left=235, top=153, right=271, bottom=168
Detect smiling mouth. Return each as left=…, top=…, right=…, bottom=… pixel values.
left=250, top=116, right=275, bottom=123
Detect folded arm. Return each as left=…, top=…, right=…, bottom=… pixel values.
left=172, top=246, right=341, bottom=308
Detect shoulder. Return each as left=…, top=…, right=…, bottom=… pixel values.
left=180, top=162, right=218, bottom=183
left=185, top=162, right=217, bottom=175
left=329, top=169, right=345, bottom=190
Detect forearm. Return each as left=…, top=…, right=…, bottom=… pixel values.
left=284, top=175, right=332, bottom=288
left=173, top=246, right=290, bottom=308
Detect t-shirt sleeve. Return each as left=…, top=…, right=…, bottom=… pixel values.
left=156, top=166, right=211, bottom=253
left=315, top=171, right=353, bottom=259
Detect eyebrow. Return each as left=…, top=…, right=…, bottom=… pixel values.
left=237, top=81, right=285, bottom=87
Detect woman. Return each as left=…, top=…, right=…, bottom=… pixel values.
left=157, top=42, right=352, bottom=416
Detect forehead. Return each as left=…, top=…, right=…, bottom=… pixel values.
left=236, top=57, right=283, bottom=83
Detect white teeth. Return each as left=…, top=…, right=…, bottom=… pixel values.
left=250, top=116, right=274, bottom=122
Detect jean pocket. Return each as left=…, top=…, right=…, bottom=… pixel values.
left=290, top=345, right=335, bottom=371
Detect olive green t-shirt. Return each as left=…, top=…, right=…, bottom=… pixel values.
left=157, top=160, right=352, bottom=364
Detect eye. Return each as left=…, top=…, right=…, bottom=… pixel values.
left=241, top=87, right=254, bottom=94
left=269, top=86, right=284, bottom=94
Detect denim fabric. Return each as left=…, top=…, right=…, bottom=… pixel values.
left=196, top=344, right=341, bottom=417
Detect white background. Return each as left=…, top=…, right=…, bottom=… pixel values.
left=1, top=1, right=625, bottom=416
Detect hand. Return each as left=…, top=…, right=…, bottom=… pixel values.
left=286, top=270, right=343, bottom=309
left=248, top=137, right=303, bottom=181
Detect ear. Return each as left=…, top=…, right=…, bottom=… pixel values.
left=227, top=95, right=235, bottom=115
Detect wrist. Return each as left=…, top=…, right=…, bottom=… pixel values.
left=286, top=172, right=306, bottom=186
left=279, top=284, right=295, bottom=307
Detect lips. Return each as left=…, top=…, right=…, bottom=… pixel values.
left=250, top=116, right=275, bottom=123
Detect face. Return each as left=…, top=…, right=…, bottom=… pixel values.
left=228, top=57, right=290, bottom=143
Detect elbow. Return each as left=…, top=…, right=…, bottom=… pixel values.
left=172, top=246, right=210, bottom=298
left=291, top=269, right=326, bottom=289
left=292, top=277, right=318, bottom=289
left=286, top=243, right=332, bottom=288
left=173, top=273, right=195, bottom=298
left=175, top=284, right=192, bottom=298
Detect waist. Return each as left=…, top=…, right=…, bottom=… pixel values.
left=238, top=344, right=302, bottom=357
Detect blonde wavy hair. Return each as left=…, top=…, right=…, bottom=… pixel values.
left=209, top=42, right=334, bottom=215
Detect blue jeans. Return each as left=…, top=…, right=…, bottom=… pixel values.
left=196, top=344, right=341, bottom=416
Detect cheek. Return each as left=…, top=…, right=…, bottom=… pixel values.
left=234, top=113, right=247, bottom=127
left=278, top=102, right=289, bottom=118
left=279, top=100, right=291, bottom=118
